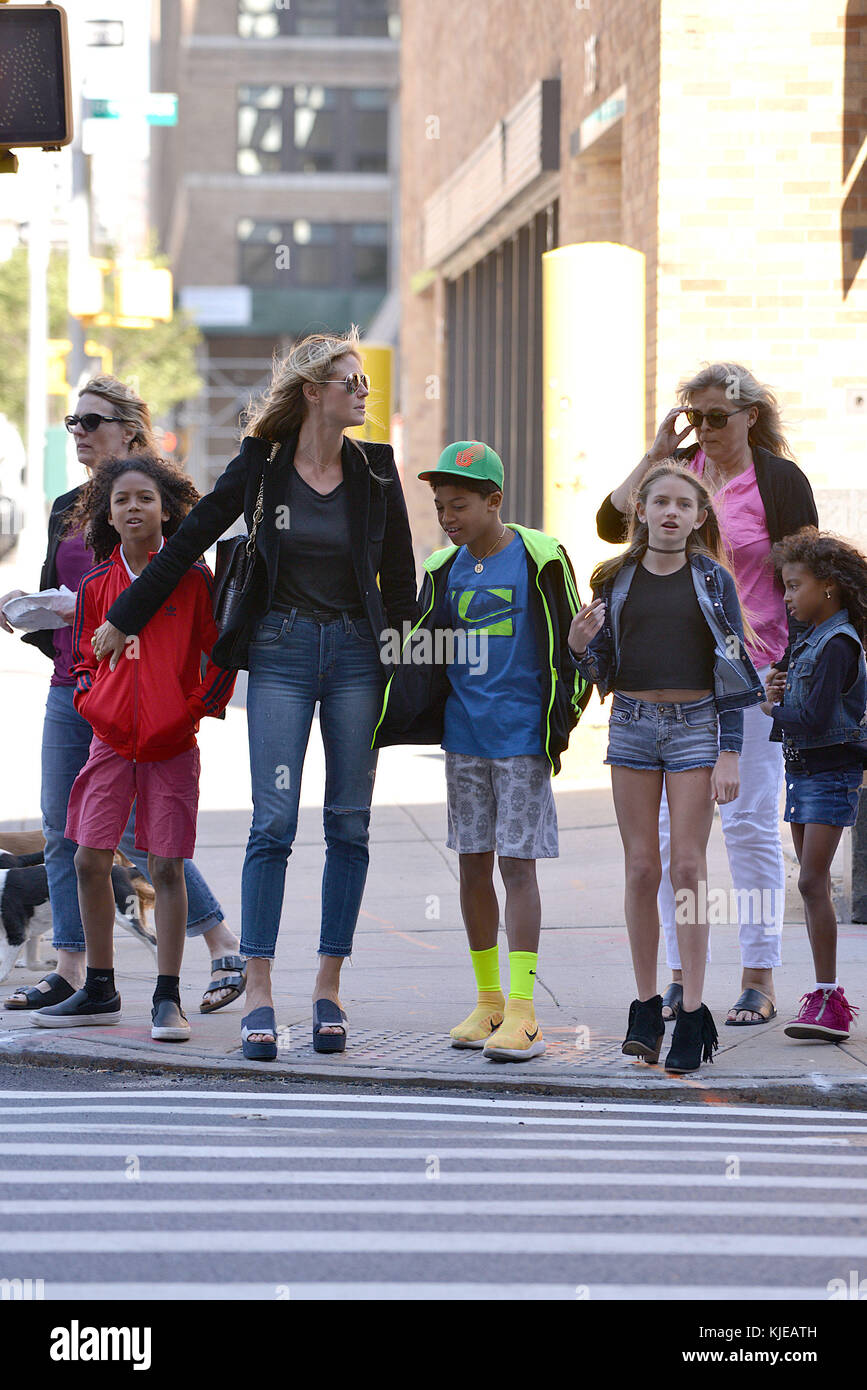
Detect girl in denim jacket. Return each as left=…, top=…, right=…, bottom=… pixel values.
left=762, top=528, right=867, bottom=1044
left=569, top=461, right=763, bottom=1073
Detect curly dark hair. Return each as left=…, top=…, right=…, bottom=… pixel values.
left=67, top=453, right=201, bottom=562
left=772, top=526, right=867, bottom=645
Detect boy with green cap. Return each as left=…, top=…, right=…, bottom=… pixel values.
left=373, top=442, right=590, bottom=1060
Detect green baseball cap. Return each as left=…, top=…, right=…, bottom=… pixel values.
left=418, top=440, right=504, bottom=489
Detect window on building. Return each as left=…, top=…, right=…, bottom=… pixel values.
left=352, top=223, right=388, bottom=285
left=238, top=219, right=388, bottom=289
left=238, top=85, right=388, bottom=174
left=238, top=0, right=394, bottom=38
left=351, top=89, right=388, bottom=172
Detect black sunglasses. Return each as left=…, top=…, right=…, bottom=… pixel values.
left=65, top=413, right=125, bottom=433
left=685, top=405, right=751, bottom=430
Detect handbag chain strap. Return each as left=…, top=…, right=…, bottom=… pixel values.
left=245, top=440, right=280, bottom=557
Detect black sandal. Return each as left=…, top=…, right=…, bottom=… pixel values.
left=3, top=973, right=76, bottom=1011
left=725, top=988, right=777, bottom=1027
left=661, top=982, right=683, bottom=1021
left=200, top=954, right=247, bottom=1013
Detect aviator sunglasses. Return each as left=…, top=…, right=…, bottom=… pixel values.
left=322, top=373, right=370, bottom=394
left=65, top=413, right=125, bottom=433
left=684, top=405, right=751, bottom=430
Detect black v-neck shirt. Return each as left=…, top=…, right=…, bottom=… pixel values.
left=271, top=465, right=362, bottom=614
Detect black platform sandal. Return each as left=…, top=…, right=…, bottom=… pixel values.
left=665, top=1003, right=719, bottom=1073
left=621, top=995, right=664, bottom=1063
left=661, top=981, right=683, bottom=1022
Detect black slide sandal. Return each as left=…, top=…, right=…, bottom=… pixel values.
left=725, top=987, right=777, bottom=1026
left=4, top=973, right=75, bottom=1011
left=661, top=982, right=682, bottom=1021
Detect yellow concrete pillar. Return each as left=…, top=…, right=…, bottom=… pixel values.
left=348, top=343, right=393, bottom=444
left=542, top=241, right=645, bottom=591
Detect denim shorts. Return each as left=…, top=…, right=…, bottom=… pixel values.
left=783, top=767, right=863, bottom=827
left=604, top=693, right=719, bottom=773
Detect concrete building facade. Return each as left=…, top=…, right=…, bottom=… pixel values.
left=150, top=0, right=401, bottom=490
left=399, top=0, right=866, bottom=566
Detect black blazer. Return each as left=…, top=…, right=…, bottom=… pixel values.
left=595, top=444, right=819, bottom=665
left=20, top=484, right=84, bottom=662
left=105, top=434, right=418, bottom=670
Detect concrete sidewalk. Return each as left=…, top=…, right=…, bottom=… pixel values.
left=2, top=778, right=866, bottom=1105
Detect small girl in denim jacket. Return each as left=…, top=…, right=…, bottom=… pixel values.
left=762, top=527, right=867, bottom=1044
left=568, top=461, right=764, bottom=1074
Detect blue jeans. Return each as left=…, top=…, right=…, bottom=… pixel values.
left=240, top=609, right=385, bottom=959
left=41, top=684, right=225, bottom=952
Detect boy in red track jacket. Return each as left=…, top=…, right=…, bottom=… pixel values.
left=32, top=455, right=236, bottom=1042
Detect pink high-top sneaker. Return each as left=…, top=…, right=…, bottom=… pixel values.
left=784, top=987, right=859, bottom=1042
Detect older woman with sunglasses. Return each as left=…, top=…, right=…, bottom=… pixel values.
left=0, top=376, right=247, bottom=1015
left=88, top=331, right=417, bottom=1059
left=596, top=362, right=818, bottom=1026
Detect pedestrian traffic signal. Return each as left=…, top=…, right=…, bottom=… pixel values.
left=0, top=4, right=73, bottom=154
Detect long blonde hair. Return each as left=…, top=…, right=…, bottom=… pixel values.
left=242, top=326, right=387, bottom=483
left=244, top=327, right=360, bottom=442
left=677, top=361, right=793, bottom=460
left=76, top=375, right=159, bottom=454
left=591, top=460, right=762, bottom=654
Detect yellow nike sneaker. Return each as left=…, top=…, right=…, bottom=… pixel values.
left=449, top=992, right=505, bottom=1049
left=483, top=999, right=546, bottom=1062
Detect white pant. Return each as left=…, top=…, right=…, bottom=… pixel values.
left=658, top=672, right=785, bottom=970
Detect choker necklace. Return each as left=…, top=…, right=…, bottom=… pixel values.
left=646, top=544, right=687, bottom=553
left=469, top=525, right=507, bottom=574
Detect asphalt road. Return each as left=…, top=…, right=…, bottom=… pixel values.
left=0, top=1063, right=865, bottom=1301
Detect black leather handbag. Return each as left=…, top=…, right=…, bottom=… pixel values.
left=212, top=440, right=279, bottom=635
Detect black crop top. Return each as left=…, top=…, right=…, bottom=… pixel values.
left=615, top=563, right=716, bottom=691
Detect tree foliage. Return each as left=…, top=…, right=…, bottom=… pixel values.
left=0, top=247, right=203, bottom=434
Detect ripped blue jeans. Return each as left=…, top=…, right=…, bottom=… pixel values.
left=240, top=609, right=385, bottom=959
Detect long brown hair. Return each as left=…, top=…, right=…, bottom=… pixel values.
left=591, top=460, right=762, bottom=654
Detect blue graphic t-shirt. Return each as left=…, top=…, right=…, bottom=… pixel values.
left=443, top=532, right=544, bottom=759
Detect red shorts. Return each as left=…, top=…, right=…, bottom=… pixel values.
left=66, top=736, right=201, bottom=860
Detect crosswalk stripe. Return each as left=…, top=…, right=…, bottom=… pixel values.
left=35, top=1281, right=835, bottom=1301
left=0, top=1121, right=856, bottom=1147
left=0, top=1169, right=863, bottom=1189
left=0, top=1197, right=863, bottom=1218
left=0, top=1142, right=863, bottom=1165
left=2, top=1230, right=866, bottom=1254
left=0, top=1103, right=863, bottom=1136
left=0, top=1090, right=863, bottom=1122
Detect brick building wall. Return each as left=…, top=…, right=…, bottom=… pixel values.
left=400, top=0, right=865, bottom=560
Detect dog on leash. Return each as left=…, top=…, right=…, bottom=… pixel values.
left=0, top=843, right=157, bottom=984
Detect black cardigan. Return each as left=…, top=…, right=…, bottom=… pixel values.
left=20, top=484, right=84, bottom=662
left=595, top=444, right=819, bottom=664
left=105, top=434, right=418, bottom=670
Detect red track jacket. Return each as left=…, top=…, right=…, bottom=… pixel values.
left=71, top=544, right=236, bottom=762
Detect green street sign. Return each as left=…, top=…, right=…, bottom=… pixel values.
left=86, top=95, right=177, bottom=126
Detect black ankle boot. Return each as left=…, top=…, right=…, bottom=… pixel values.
left=622, top=995, right=664, bottom=1063
left=665, top=1003, right=719, bottom=1072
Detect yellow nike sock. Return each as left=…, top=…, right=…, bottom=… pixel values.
left=469, top=945, right=501, bottom=994
left=509, top=950, right=538, bottom=1001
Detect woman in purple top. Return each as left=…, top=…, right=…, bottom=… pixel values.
left=596, top=362, right=818, bottom=1026
left=0, top=376, right=246, bottom=1014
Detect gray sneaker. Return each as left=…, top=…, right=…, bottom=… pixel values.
left=151, top=998, right=191, bottom=1042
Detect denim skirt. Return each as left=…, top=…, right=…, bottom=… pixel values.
left=783, top=767, right=863, bottom=827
